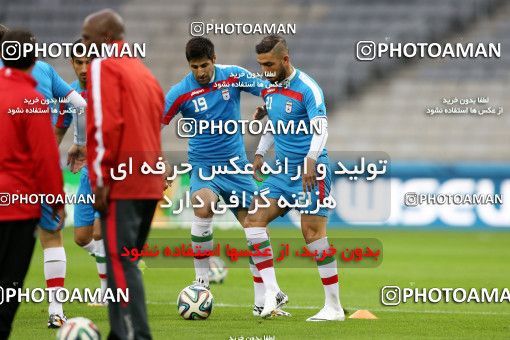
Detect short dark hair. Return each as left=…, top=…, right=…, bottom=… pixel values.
left=0, top=24, right=8, bottom=41
left=1, top=29, right=36, bottom=70
left=185, top=37, right=215, bottom=61
left=255, top=35, right=288, bottom=54
left=71, top=38, right=85, bottom=59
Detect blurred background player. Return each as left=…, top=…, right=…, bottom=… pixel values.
left=0, top=25, right=87, bottom=328
left=65, top=39, right=108, bottom=306
left=0, top=29, right=66, bottom=339
left=246, top=35, right=344, bottom=321
left=83, top=9, right=164, bottom=339
left=161, top=37, right=289, bottom=317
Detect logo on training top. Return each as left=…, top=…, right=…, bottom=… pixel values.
left=264, top=88, right=277, bottom=95
left=221, top=88, right=230, bottom=101
left=191, top=89, right=206, bottom=98
left=285, top=100, right=293, bottom=113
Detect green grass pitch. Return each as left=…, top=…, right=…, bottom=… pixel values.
left=10, top=227, right=510, bottom=339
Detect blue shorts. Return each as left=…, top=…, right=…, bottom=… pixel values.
left=190, top=160, right=257, bottom=213
left=74, top=166, right=100, bottom=227
left=260, top=162, right=332, bottom=217
left=39, top=202, right=61, bottom=231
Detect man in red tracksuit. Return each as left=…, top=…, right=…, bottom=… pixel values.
left=82, top=9, right=164, bottom=340
left=0, top=29, right=65, bottom=339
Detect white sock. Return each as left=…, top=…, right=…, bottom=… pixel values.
left=191, top=216, right=213, bottom=285
left=94, top=239, right=108, bottom=299
left=249, top=262, right=265, bottom=306
left=44, top=247, right=66, bottom=315
left=244, top=227, right=279, bottom=292
left=307, top=237, right=342, bottom=311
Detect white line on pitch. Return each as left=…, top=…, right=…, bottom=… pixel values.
left=147, top=301, right=510, bottom=315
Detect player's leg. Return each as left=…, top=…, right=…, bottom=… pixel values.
left=74, top=222, right=107, bottom=306
left=92, top=217, right=108, bottom=302
left=189, top=187, right=218, bottom=288
left=101, top=199, right=157, bottom=340
left=75, top=167, right=107, bottom=305
left=244, top=194, right=288, bottom=317
left=0, top=219, right=38, bottom=339
left=74, top=167, right=96, bottom=256
left=300, top=167, right=344, bottom=321
left=39, top=203, right=67, bottom=328
left=235, top=209, right=265, bottom=311
left=301, top=214, right=344, bottom=321
left=73, top=226, right=94, bottom=253
left=221, top=169, right=270, bottom=313
left=236, top=208, right=290, bottom=317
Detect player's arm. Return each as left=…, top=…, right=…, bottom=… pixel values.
left=49, top=62, right=87, bottom=110
left=253, top=131, right=274, bottom=181
left=302, top=83, right=328, bottom=192
left=67, top=102, right=87, bottom=173
left=72, top=104, right=86, bottom=146
left=26, top=98, right=66, bottom=227
left=86, top=58, right=123, bottom=212
left=52, top=102, right=74, bottom=145
left=54, top=126, right=68, bottom=145
left=49, top=62, right=87, bottom=143
left=161, top=85, right=183, bottom=129
left=307, top=117, right=328, bottom=161
left=253, top=105, right=268, bottom=120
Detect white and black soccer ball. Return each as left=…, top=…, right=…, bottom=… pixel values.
left=56, top=317, right=101, bottom=340
left=177, top=285, right=213, bottom=320
left=208, top=256, right=228, bottom=284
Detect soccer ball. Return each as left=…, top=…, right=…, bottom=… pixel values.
left=177, top=285, right=213, bottom=320
left=208, top=256, right=228, bottom=284
left=56, top=317, right=101, bottom=340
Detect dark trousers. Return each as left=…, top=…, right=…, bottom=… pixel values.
left=101, top=199, right=157, bottom=340
left=0, top=219, right=38, bottom=340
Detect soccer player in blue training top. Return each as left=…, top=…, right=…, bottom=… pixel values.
left=162, top=37, right=290, bottom=317
left=65, top=39, right=108, bottom=307
left=245, top=35, right=345, bottom=321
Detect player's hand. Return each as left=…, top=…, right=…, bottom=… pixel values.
left=67, top=144, right=86, bottom=173
left=162, top=160, right=174, bottom=190
left=252, top=154, right=265, bottom=182
left=51, top=206, right=66, bottom=231
left=253, top=105, right=268, bottom=120
left=302, top=157, right=317, bottom=193
left=93, top=186, right=110, bottom=214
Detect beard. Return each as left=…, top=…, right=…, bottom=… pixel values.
left=276, top=67, right=287, bottom=84
left=268, top=65, right=287, bottom=84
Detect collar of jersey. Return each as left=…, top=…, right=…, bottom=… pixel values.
left=209, top=67, right=216, bottom=83
left=279, top=67, right=297, bottom=88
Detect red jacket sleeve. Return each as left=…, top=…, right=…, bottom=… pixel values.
left=86, top=58, right=123, bottom=189
left=26, top=99, right=64, bottom=207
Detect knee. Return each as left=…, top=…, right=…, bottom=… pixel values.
left=39, top=229, right=62, bottom=248
left=243, top=214, right=267, bottom=229
left=192, top=189, right=217, bottom=219
left=195, top=207, right=214, bottom=218
left=302, top=227, right=324, bottom=243
left=191, top=190, right=214, bottom=218
left=92, top=229, right=102, bottom=241
left=74, top=230, right=92, bottom=247
left=92, top=219, right=102, bottom=241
